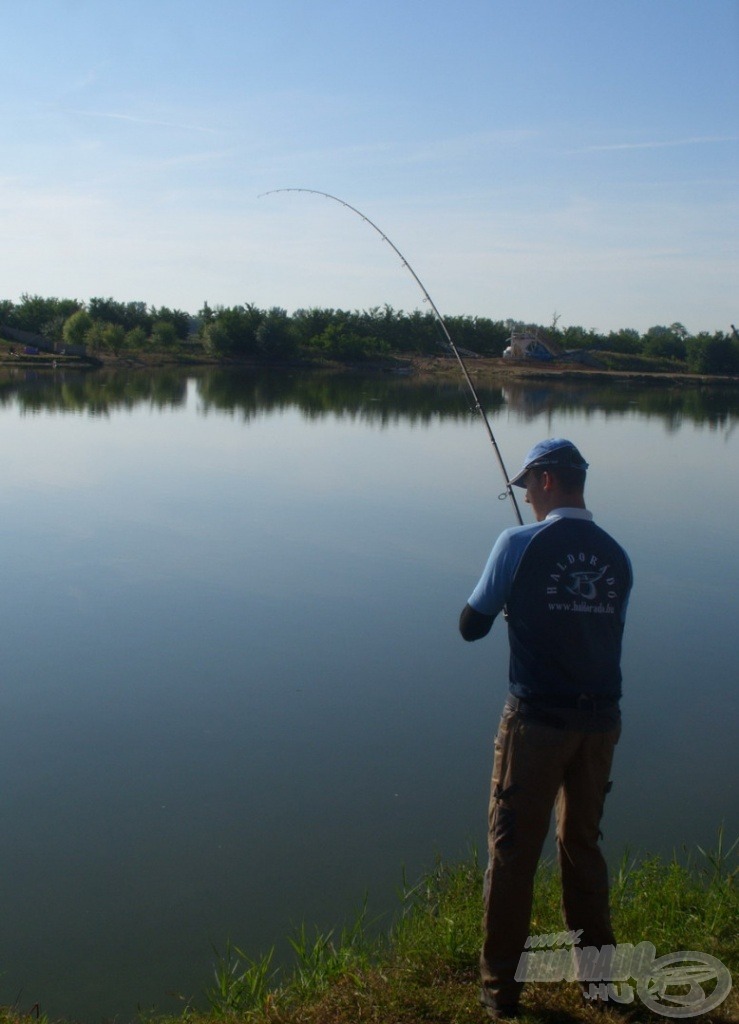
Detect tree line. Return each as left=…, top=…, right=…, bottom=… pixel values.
left=1, top=293, right=737, bottom=375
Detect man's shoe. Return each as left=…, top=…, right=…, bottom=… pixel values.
left=476, top=995, right=517, bottom=1019
left=483, top=1005, right=520, bottom=1020
left=479, top=983, right=522, bottom=1019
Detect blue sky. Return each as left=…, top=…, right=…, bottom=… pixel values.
left=1, top=0, right=737, bottom=333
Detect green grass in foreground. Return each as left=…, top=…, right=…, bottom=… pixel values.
left=1, top=833, right=737, bottom=1024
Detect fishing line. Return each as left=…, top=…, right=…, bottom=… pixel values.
left=260, top=187, right=524, bottom=525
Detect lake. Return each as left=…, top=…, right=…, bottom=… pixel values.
left=0, top=365, right=737, bottom=1021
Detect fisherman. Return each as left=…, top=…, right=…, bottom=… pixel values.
left=459, top=438, right=633, bottom=1019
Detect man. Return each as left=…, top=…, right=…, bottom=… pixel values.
left=459, top=438, right=633, bottom=1019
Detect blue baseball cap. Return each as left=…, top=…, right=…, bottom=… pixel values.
left=509, top=438, right=589, bottom=487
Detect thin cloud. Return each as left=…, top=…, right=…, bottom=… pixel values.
left=69, top=108, right=220, bottom=135
left=585, top=135, right=739, bottom=152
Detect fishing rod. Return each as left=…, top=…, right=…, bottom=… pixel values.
left=261, top=188, right=524, bottom=526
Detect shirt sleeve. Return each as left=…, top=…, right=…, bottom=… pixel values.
left=468, top=527, right=528, bottom=618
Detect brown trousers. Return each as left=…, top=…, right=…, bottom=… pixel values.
left=481, top=703, right=620, bottom=1010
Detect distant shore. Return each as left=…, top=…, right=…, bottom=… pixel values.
left=1, top=346, right=738, bottom=387
left=402, top=354, right=739, bottom=387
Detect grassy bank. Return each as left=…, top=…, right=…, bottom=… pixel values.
left=1, top=835, right=736, bottom=1024
left=195, top=836, right=737, bottom=1024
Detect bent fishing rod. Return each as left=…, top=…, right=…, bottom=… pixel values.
left=260, top=188, right=524, bottom=526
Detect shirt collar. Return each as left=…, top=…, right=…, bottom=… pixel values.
left=545, top=507, right=593, bottom=521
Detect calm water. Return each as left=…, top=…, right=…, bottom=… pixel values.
left=0, top=366, right=737, bottom=1020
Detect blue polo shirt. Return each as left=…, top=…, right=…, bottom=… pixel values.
left=468, top=509, right=633, bottom=700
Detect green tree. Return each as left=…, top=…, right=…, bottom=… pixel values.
left=685, top=332, right=739, bottom=374
left=560, top=325, right=603, bottom=350
left=202, top=304, right=264, bottom=356
left=445, top=315, right=510, bottom=356
left=605, top=328, right=641, bottom=354
left=85, top=320, right=126, bottom=355
left=63, top=309, right=93, bottom=349
left=196, top=302, right=215, bottom=339
left=643, top=325, right=687, bottom=361
left=125, top=326, right=149, bottom=350
left=150, top=306, right=191, bottom=340
left=11, top=294, right=82, bottom=338
left=359, top=305, right=398, bottom=349
left=311, top=322, right=367, bottom=360
left=88, top=297, right=151, bottom=333
left=393, top=310, right=439, bottom=353
left=255, top=307, right=296, bottom=358
left=150, top=320, right=178, bottom=347
left=292, top=308, right=343, bottom=350
left=202, top=319, right=230, bottom=356
left=104, top=323, right=126, bottom=355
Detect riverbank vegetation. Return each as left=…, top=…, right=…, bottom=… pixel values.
left=1, top=294, right=738, bottom=376
left=196, top=837, right=738, bottom=1024
left=1, top=835, right=735, bottom=1024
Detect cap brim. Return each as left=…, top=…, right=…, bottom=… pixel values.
left=509, top=467, right=530, bottom=487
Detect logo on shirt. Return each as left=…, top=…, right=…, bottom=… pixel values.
left=547, top=552, right=619, bottom=613
left=564, top=564, right=608, bottom=600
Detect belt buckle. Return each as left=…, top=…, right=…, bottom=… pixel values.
left=576, top=693, right=597, bottom=711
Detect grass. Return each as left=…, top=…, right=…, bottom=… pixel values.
left=1, top=833, right=736, bottom=1024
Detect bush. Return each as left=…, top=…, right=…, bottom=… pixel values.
left=686, top=332, right=739, bottom=375
left=63, top=309, right=93, bottom=348
left=202, top=305, right=263, bottom=356
left=642, top=325, right=687, bottom=362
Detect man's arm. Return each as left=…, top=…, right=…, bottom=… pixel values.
left=459, top=603, right=495, bottom=641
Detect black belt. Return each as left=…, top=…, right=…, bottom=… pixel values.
left=509, top=693, right=620, bottom=711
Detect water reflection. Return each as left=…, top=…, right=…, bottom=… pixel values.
left=0, top=365, right=737, bottom=431
left=501, top=378, right=739, bottom=432
left=0, top=366, right=189, bottom=414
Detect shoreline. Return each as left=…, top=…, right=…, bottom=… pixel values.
left=1, top=349, right=738, bottom=387
left=402, top=355, right=739, bottom=388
